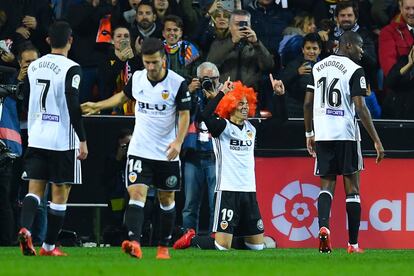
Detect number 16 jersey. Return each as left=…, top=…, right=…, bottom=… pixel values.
left=306, top=55, right=367, bottom=141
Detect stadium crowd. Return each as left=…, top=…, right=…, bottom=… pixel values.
left=0, top=0, right=412, bottom=255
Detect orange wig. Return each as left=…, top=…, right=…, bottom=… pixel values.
left=215, top=81, right=257, bottom=119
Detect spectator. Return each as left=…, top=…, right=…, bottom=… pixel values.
left=0, top=1, right=19, bottom=68
left=162, top=15, right=201, bottom=81
left=379, top=0, right=414, bottom=77
left=181, top=62, right=220, bottom=234
left=326, top=2, right=378, bottom=89
left=280, top=33, right=321, bottom=117
left=207, top=9, right=274, bottom=107
left=278, top=12, right=317, bottom=67
left=130, top=0, right=163, bottom=54
left=14, top=0, right=53, bottom=56
left=99, top=26, right=142, bottom=115
left=192, top=7, right=231, bottom=54
left=371, top=0, right=399, bottom=29
left=122, top=0, right=141, bottom=25
left=383, top=46, right=414, bottom=119
left=66, top=0, right=121, bottom=103
left=153, top=0, right=182, bottom=23
left=246, top=0, right=293, bottom=66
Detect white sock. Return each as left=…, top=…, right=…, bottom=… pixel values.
left=42, top=243, right=55, bottom=251
left=348, top=243, right=359, bottom=248
left=245, top=242, right=264, bottom=250
left=214, top=241, right=229, bottom=251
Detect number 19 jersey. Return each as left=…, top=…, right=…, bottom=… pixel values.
left=27, top=54, right=81, bottom=150
left=307, top=55, right=367, bottom=141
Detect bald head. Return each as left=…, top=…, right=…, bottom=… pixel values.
left=338, top=31, right=364, bottom=62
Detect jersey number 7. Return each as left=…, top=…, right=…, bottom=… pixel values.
left=36, top=79, right=51, bottom=112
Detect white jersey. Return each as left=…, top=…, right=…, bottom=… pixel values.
left=125, top=69, right=190, bottom=161
left=213, top=119, right=256, bottom=192
left=307, top=55, right=367, bottom=141
left=27, top=54, right=82, bottom=150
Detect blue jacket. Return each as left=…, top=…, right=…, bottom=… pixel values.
left=0, top=96, right=22, bottom=156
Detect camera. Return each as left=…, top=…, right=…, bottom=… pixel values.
left=200, top=76, right=215, bottom=91
left=0, top=83, right=24, bottom=100
left=0, top=140, right=18, bottom=169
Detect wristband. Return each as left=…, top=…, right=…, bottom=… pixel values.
left=305, top=130, right=314, bottom=138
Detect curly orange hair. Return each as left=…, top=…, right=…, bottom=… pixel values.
left=215, top=81, right=257, bottom=119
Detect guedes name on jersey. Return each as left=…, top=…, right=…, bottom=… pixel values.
left=32, top=61, right=61, bottom=74
left=316, top=60, right=347, bottom=75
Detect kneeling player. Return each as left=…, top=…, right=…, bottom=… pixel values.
left=174, top=80, right=285, bottom=250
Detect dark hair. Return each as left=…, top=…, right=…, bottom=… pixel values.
left=48, top=21, right=72, bottom=49
left=339, top=31, right=362, bottom=47
left=303, top=33, right=322, bottom=49
left=16, top=42, right=40, bottom=61
left=136, top=0, right=156, bottom=15
left=335, top=1, right=359, bottom=19
left=111, top=25, right=130, bottom=38
left=141, top=37, right=165, bottom=56
left=162, top=14, right=184, bottom=30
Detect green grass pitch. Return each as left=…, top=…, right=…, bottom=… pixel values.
left=1, top=247, right=413, bottom=275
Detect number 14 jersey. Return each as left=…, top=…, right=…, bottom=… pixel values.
left=307, top=55, right=367, bottom=141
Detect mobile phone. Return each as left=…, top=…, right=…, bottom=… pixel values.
left=238, top=21, right=248, bottom=30
left=120, top=39, right=130, bottom=51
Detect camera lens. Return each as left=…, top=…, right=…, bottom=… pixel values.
left=201, top=77, right=214, bottom=91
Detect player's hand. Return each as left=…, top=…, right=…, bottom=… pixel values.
left=78, top=141, right=88, bottom=160
left=81, top=102, right=101, bottom=115
left=374, top=141, right=385, bottom=164
left=166, top=139, right=182, bottom=161
left=269, top=74, right=285, bottom=95
left=221, top=77, right=233, bottom=95
left=306, top=136, right=316, bottom=158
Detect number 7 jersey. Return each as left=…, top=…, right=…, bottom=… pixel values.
left=27, top=54, right=82, bottom=150
left=306, top=54, right=367, bottom=141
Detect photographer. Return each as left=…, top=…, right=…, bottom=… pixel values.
left=181, top=62, right=221, bottom=234
left=0, top=67, right=22, bottom=246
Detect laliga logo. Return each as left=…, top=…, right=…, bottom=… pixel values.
left=272, top=180, right=320, bottom=241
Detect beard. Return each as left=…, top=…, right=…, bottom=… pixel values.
left=138, top=20, right=153, bottom=30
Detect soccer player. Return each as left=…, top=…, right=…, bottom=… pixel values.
left=81, top=37, right=190, bottom=259
left=303, top=31, right=385, bottom=254
left=174, top=79, right=285, bottom=250
left=18, top=21, right=88, bottom=256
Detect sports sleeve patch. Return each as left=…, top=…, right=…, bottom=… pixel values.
left=72, top=74, right=81, bottom=89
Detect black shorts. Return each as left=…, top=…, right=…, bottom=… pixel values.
left=126, top=155, right=181, bottom=191
left=315, top=140, right=363, bottom=176
left=212, top=191, right=264, bottom=236
left=23, top=147, right=82, bottom=184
